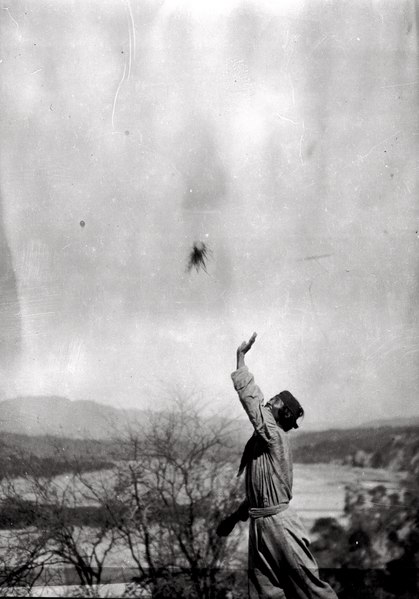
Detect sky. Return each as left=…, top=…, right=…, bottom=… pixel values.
left=0, top=0, right=418, bottom=429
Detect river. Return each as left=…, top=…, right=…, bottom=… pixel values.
left=292, top=462, right=404, bottom=529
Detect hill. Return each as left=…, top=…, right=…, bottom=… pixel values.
left=0, top=396, right=149, bottom=439
left=2, top=394, right=419, bottom=439
left=1, top=396, right=418, bottom=475
left=291, top=426, right=419, bottom=474
left=359, top=416, right=419, bottom=428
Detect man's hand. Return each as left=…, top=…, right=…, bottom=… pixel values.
left=216, top=501, right=249, bottom=537
left=216, top=514, right=238, bottom=537
left=236, top=332, right=257, bottom=368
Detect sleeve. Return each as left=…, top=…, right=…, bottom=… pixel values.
left=231, top=366, right=278, bottom=444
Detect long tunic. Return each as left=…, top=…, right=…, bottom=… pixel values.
left=232, top=366, right=339, bottom=599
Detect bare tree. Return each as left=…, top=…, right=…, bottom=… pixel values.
left=0, top=462, right=116, bottom=594
left=0, top=393, right=247, bottom=597
left=0, top=525, right=53, bottom=593
left=84, top=393, right=246, bottom=598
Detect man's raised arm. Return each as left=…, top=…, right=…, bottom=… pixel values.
left=236, top=332, right=257, bottom=370
left=231, top=333, right=276, bottom=442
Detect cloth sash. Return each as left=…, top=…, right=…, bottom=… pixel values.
left=248, top=503, right=289, bottom=519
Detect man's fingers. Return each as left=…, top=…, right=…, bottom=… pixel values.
left=249, top=332, right=257, bottom=345
left=237, top=332, right=258, bottom=354
left=244, top=332, right=257, bottom=352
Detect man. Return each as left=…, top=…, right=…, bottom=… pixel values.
left=217, top=332, right=338, bottom=599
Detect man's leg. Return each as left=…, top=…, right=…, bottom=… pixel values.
left=248, top=518, right=286, bottom=599
left=262, top=511, right=339, bottom=599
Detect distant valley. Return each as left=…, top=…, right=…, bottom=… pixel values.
left=0, top=395, right=418, bottom=478
left=1, top=395, right=419, bottom=439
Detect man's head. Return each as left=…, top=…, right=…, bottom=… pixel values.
left=268, top=391, right=304, bottom=432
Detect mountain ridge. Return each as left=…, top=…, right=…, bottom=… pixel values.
left=1, top=395, right=418, bottom=439
left=0, top=395, right=149, bottom=439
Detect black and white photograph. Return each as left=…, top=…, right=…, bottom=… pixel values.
left=0, top=0, right=418, bottom=597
